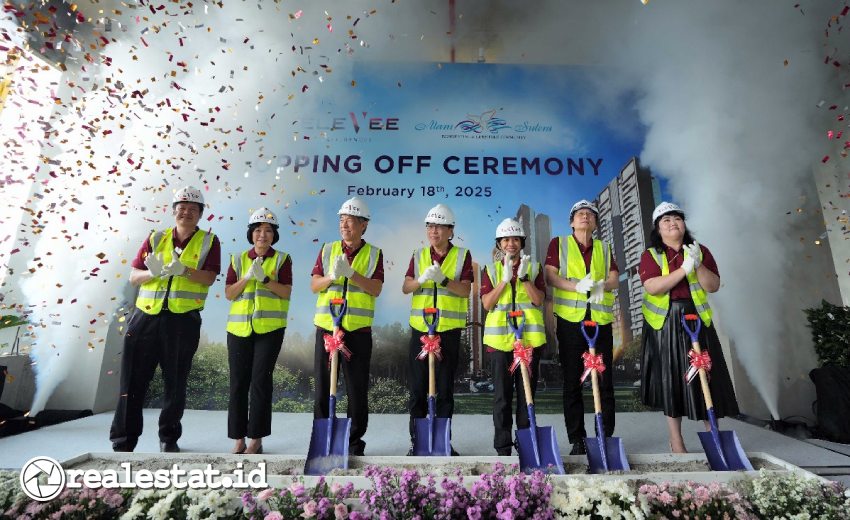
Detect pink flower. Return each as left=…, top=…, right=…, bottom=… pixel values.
left=264, top=513, right=283, bottom=520
left=672, top=511, right=681, bottom=518
left=302, top=500, right=318, bottom=518
left=257, top=488, right=277, bottom=501
left=334, top=503, right=348, bottom=519
left=659, top=491, right=674, bottom=505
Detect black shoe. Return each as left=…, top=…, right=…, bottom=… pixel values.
left=349, top=440, right=365, bottom=456
left=112, top=444, right=134, bottom=453
left=160, top=441, right=180, bottom=453
left=407, top=445, right=415, bottom=456
left=569, top=441, right=586, bottom=456
left=450, top=446, right=459, bottom=456
left=496, top=448, right=511, bottom=456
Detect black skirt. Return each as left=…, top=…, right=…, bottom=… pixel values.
left=640, top=300, right=740, bottom=420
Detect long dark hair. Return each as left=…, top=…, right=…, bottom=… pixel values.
left=649, top=212, right=695, bottom=252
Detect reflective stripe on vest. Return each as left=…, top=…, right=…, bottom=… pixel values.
left=135, top=228, right=215, bottom=315
left=641, top=247, right=712, bottom=330
left=409, top=246, right=470, bottom=332
left=226, top=250, right=290, bottom=336
left=551, top=236, right=615, bottom=325
left=482, top=261, right=546, bottom=351
left=314, top=241, right=380, bottom=331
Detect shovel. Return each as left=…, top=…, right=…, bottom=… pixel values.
left=681, top=314, right=753, bottom=471
left=508, top=310, right=564, bottom=474
left=412, top=307, right=451, bottom=456
left=305, top=297, right=353, bottom=475
left=580, top=320, right=630, bottom=473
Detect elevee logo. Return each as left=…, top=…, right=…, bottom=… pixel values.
left=301, top=112, right=400, bottom=133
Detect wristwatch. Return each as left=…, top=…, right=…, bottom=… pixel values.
left=262, top=276, right=271, bottom=284
left=439, top=277, right=450, bottom=287
left=519, top=275, right=530, bottom=283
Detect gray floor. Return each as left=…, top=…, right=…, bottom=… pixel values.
left=2, top=410, right=849, bottom=485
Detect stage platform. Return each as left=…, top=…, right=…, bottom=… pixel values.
left=1, top=410, right=848, bottom=485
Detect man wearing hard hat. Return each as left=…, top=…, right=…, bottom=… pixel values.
left=481, top=218, right=547, bottom=456
left=224, top=208, right=292, bottom=455
left=402, top=204, right=473, bottom=455
left=544, top=199, right=619, bottom=456
left=310, top=196, right=384, bottom=456
left=110, top=186, right=221, bottom=453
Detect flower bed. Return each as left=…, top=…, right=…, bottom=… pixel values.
left=3, top=466, right=848, bottom=519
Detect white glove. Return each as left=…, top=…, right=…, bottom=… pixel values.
left=417, top=267, right=431, bottom=285
left=575, top=273, right=593, bottom=293
left=333, top=255, right=355, bottom=279
left=681, top=254, right=696, bottom=275
left=686, top=242, right=701, bottom=268
left=501, top=253, right=514, bottom=281
left=161, top=258, right=187, bottom=277
left=143, top=253, right=164, bottom=278
left=589, top=280, right=605, bottom=304
left=517, top=254, right=530, bottom=281
left=249, top=257, right=266, bottom=282
left=428, top=261, right=446, bottom=285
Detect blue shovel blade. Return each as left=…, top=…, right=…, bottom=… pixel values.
left=412, top=417, right=451, bottom=456
left=516, top=425, right=565, bottom=474
left=304, top=417, right=352, bottom=475
left=698, top=429, right=753, bottom=471
left=585, top=437, right=630, bottom=473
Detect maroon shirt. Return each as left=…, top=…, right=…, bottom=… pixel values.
left=480, top=261, right=546, bottom=295
left=310, top=240, right=385, bottom=282
left=225, top=248, right=293, bottom=285
left=639, top=243, right=719, bottom=300
left=131, top=227, right=221, bottom=274
left=544, top=235, right=619, bottom=273
left=404, top=242, right=474, bottom=282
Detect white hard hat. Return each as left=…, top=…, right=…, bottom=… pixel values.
left=495, top=218, right=525, bottom=239
left=569, top=199, right=598, bottom=221
left=338, top=196, right=370, bottom=220
left=172, top=186, right=205, bottom=207
left=249, top=207, right=278, bottom=227
left=424, top=204, right=456, bottom=226
left=652, top=201, right=685, bottom=223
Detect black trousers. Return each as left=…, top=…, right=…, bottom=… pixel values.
left=313, top=327, right=372, bottom=452
left=227, top=328, right=285, bottom=439
left=490, top=345, right=544, bottom=453
left=556, top=316, right=615, bottom=443
left=407, top=328, right=461, bottom=440
left=110, top=309, right=201, bottom=450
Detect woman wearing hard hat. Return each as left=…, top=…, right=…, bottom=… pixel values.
left=544, top=199, right=619, bottom=456
left=310, top=196, right=384, bottom=456
left=481, top=218, right=547, bottom=456
left=110, top=186, right=221, bottom=453
left=639, top=202, right=739, bottom=453
left=224, top=208, right=292, bottom=455
left=402, top=203, right=473, bottom=455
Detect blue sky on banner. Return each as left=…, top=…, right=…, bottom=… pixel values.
left=204, top=62, right=647, bottom=341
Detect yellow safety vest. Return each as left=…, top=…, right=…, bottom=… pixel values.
left=409, top=246, right=470, bottom=332
left=314, top=241, right=380, bottom=332
left=483, top=261, right=546, bottom=351
left=642, top=247, right=712, bottom=330
left=226, top=250, right=290, bottom=336
left=135, top=228, right=215, bottom=315
left=552, top=236, right=615, bottom=325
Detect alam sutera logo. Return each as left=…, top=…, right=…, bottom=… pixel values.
left=456, top=109, right=510, bottom=134
left=414, top=108, right=552, bottom=138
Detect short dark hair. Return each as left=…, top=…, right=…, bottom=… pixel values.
left=173, top=201, right=204, bottom=216
left=247, top=222, right=280, bottom=245
left=495, top=236, right=526, bottom=250
left=649, top=212, right=695, bottom=252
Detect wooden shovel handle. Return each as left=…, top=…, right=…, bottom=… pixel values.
left=690, top=340, right=715, bottom=410
left=589, top=347, right=602, bottom=415
left=520, top=360, right=534, bottom=406
left=428, top=345, right=436, bottom=397
left=329, top=326, right=340, bottom=396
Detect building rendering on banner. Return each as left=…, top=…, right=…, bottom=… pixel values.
left=594, top=157, right=659, bottom=351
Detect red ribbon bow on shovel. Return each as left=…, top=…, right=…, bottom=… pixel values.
left=323, top=329, right=352, bottom=367
left=580, top=351, right=606, bottom=384
left=417, top=334, right=443, bottom=361
left=685, top=349, right=712, bottom=384
left=509, top=339, right=533, bottom=374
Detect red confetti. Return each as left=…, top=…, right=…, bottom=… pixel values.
left=822, top=155, right=830, bottom=163
left=842, top=6, right=849, bottom=15
left=207, top=214, right=214, bottom=221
